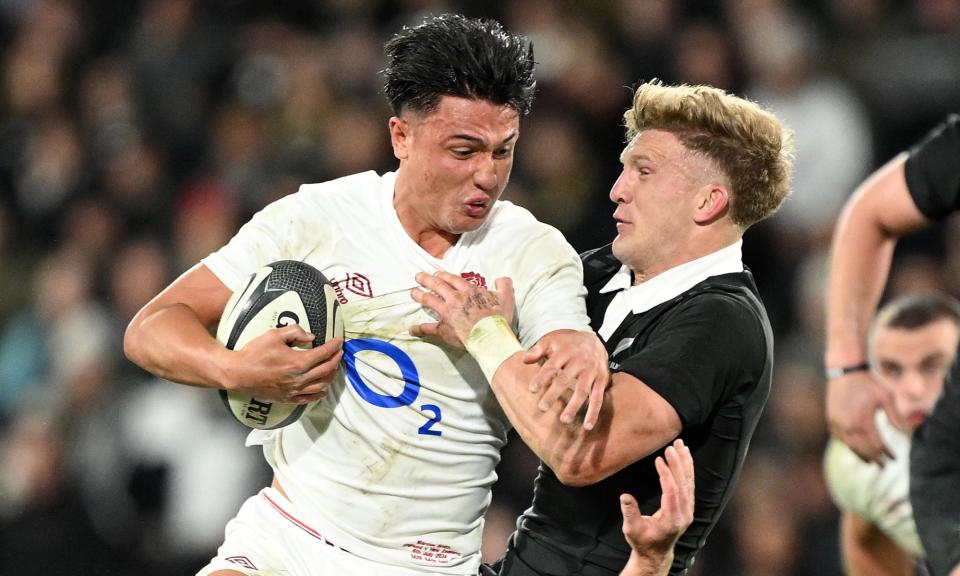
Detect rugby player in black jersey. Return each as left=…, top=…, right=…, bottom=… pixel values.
left=412, top=80, right=794, bottom=576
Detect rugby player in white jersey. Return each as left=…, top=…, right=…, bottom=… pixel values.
left=824, top=294, right=960, bottom=575
left=124, top=14, right=608, bottom=576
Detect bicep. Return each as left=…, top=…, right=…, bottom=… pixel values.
left=598, top=371, right=682, bottom=471
left=850, top=155, right=930, bottom=238
left=134, top=263, right=233, bottom=331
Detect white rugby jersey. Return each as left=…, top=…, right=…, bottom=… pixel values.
left=202, top=171, right=589, bottom=573
left=823, top=411, right=924, bottom=558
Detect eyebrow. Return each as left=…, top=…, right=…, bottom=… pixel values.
left=450, top=131, right=518, bottom=147
left=619, top=149, right=655, bottom=164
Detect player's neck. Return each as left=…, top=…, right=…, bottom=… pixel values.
left=412, top=230, right=458, bottom=259
left=393, top=196, right=458, bottom=259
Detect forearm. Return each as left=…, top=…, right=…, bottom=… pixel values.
left=825, top=193, right=895, bottom=367
left=826, top=155, right=929, bottom=367
left=487, top=355, right=594, bottom=479
left=125, top=303, right=231, bottom=389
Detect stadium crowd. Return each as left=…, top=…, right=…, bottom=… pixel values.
left=0, top=0, right=958, bottom=574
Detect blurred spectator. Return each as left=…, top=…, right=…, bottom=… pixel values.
left=738, top=4, right=873, bottom=242
left=0, top=248, right=111, bottom=423
left=0, top=413, right=119, bottom=574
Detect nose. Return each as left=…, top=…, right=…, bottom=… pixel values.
left=610, top=171, right=629, bottom=204
left=901, top=371, right=928, bottom=400
left=474, top=155, right=498, bottom=192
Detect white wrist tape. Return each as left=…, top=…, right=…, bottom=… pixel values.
left=465, top=315, right=523, bottom=383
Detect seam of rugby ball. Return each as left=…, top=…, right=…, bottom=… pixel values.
left=226, top=271, right=274, bottom=350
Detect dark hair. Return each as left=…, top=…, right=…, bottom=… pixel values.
left=382, top=14, right=536, bottom=117
left=875, top=293, right=960, bottom=332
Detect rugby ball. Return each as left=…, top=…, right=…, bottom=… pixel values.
left=215, top=260, right=343, bottom=429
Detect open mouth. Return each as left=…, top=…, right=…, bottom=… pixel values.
left=465, top=198, right=489, bottom=217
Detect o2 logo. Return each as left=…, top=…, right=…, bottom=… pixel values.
left=342, top=339, right=441, bottom=436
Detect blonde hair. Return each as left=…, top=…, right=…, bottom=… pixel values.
left=623, top=80, right=794, bottom=228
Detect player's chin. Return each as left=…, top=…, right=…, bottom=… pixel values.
left=452, top=212, right=490, bottom=232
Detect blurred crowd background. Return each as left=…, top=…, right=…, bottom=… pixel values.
left=0, top=0, right=958, bottom=574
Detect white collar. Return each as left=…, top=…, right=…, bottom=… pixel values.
left=599, top=240, right=744, bottom=314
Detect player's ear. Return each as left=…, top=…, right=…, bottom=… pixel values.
left=389, top=116, right=411, bottom=161
left=693, top=184, right=729, bottom=225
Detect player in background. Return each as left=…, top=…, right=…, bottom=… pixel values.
left=124, top=14, right=607, bottom=576
left=824, top=294, right=960, bottom=575
left=413, top=80, right=794, bottom=575
left=825, top=114, right=960, bottom=576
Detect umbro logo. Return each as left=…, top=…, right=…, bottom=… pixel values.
left=226, top=556, right=258, bottom=569
left=330, top=272, right=374, bottom=304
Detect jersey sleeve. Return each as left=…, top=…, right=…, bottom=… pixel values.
left=615, top=294, right=766, bottom=428
left=201, top=187, right=323, bottom=290
left=511, top=227, right=590, bottom=348
left=905, top=114, right=960, bottom=221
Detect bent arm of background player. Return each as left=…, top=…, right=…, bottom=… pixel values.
left=840, top=512, right=913, bottom=576
left=825, top=155, right=932, bottom=463
left=123, top=262, right=342, bottom=403
left=619, top=439, right=695, bottom=576
left=412, top=272, right=681, bottom=486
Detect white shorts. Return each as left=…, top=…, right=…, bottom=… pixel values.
left=196, top=488, right=457, bottom=576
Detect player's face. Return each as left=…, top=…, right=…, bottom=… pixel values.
left=391, top=96, right=519, bottom=237
left=872, top=318, right=959, bottom=431
left=609, top=129, right=711, bottom=279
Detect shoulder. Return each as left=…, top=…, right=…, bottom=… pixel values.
left=487, top=200, right=561, bottom=237
left=580, top=244, right=620, bottom=291
left=483, top=200, right=576, bottom=257
left=296, top=170, right=386, bottom=204
left=679, top=273, right=768, bottom=330
left=904, top=114, right=960, bottom=220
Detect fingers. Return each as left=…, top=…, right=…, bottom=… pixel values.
left=493, top=276, right=516, bottom=324
left=826, top=373, right=892, bottom=465
left=299, top=347, right=343, bottom=381
left=583, top=376, right=606, bottom=430
left=537, top=369, right=571, bottom=412
left=620, top=492, right=640, bottom=533
left=835, top=410, right=891, bottom=465
left=414, top=271, right=468, bottom=303
left=529, top=355, right=559, bottom=392
left=665, top=439, right=695, bottom=520
left=411, top=286, right=447, bottom=315
left=523, top=345, right=546, bottom=366
left=289, top=387, right=329, bottom=404
left=409, top=322, right=440, bottom=338
left=276, top=324, right=315, bottom=345
left=847, top=428, right=892, bottom=466
left=654, top=455, right=678, bottom=514
left=559, top=382, right=588, bottom=425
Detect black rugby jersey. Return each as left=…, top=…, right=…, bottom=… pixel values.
left=496, top=244, right=774, bottom=576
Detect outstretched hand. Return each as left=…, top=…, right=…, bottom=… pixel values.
left=619, top=438, right=695, bottom=576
